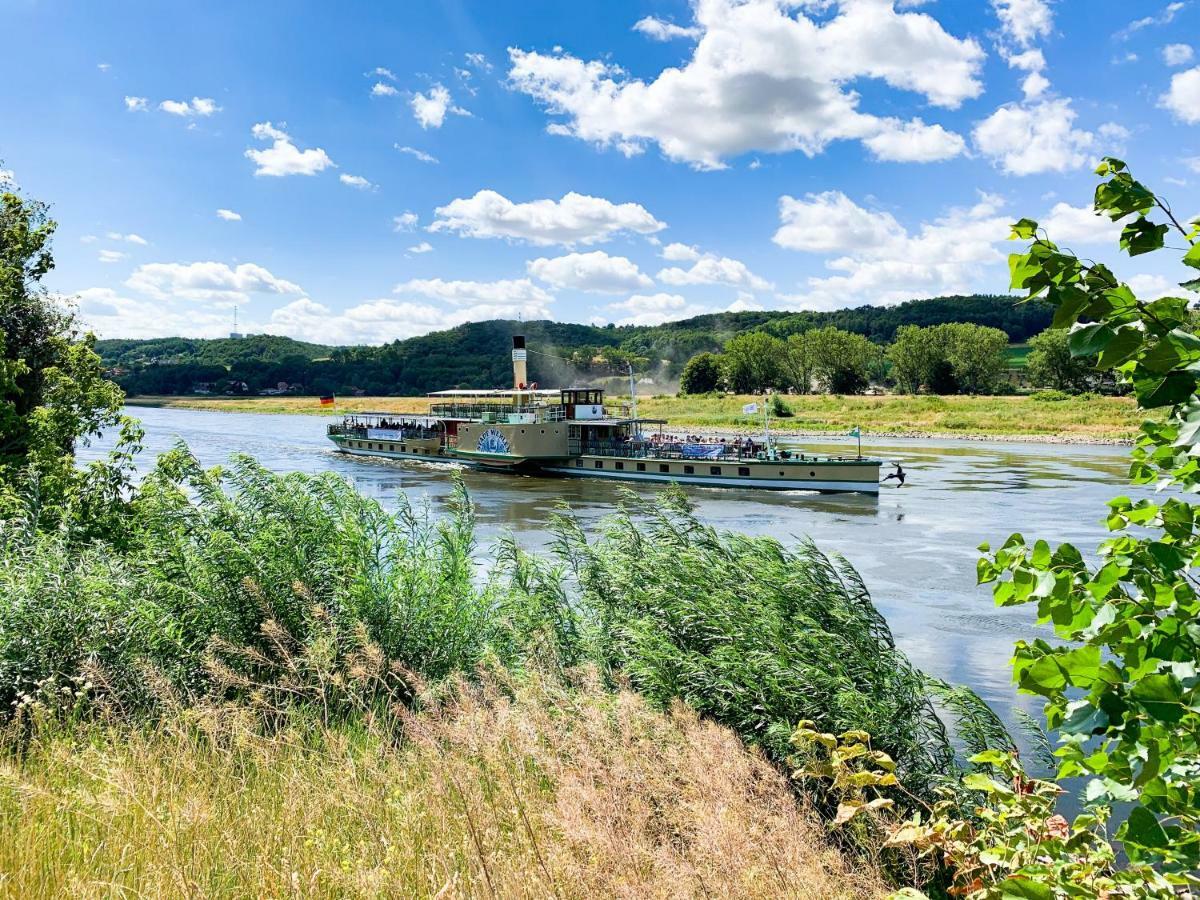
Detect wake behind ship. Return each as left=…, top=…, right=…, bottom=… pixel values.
left=327, top=336, right=883, bottom=493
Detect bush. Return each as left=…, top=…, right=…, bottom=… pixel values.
left=771, top=394, right=794, bottom=417
left=1029, top=389, right=1071, bottom=402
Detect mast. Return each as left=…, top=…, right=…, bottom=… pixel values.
left=512, top=335, right=527, bottom=404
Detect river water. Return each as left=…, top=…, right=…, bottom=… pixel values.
left=81, top=406, right=1139, bottom=730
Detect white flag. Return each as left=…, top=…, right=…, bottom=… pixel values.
left=742, top=402, right=759, bottom=414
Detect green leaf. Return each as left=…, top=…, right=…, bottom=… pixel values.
left=1068, top=323, right=1116, bottom=358
left=1095, top=326, right=1144, bottom=368
left=1120, top=217, right=1169, bottom=256
left=999, top=876, right=1053, bottom=900
left=1010, top=218, right=1039, bottom=240
left=1184, top=243, right=1200, bottom=271
left=1130, top=673, right=1185, bottom=722
left=1123, top=806, right=1170, bottom=850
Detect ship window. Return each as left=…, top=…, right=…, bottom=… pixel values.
left=710, top=466, right=722, bottom=475
left=738, top=467, right=750, bottom=476
left=683, top=465, right=694, bottom=475
left=809, top=471, right=816, bottom=477
left=541, top=429, right=545, bottom=434
left=575, top=459, right=583, bottom=468
left=659, top=464, right=670, bottom=473
left=636, top=463, right=646, bottom=472
left=594, top=460, right=603, bottom=469
left=521, top=429, right=526, bottom=433
left=615, top=461, right=624, bottom=470
left=389, top=444, right=396, bottom=452
left=401, top=445, right=406, bottom=452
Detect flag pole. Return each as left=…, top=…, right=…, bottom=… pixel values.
left=763, top=393, right=771, bottom=454
left=857, top=425, right=862, bottom=459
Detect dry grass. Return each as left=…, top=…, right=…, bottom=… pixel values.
left=126, top=392, right=1148, bottom=441
left=0, top=673, right=883, bottom=899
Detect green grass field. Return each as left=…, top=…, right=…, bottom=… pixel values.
left=126, top=392, right=1148, bottom=441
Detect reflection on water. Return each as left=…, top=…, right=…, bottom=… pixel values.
left=80, top=407, right=1143, bottom=729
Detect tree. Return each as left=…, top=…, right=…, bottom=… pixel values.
left=885, top=323, right=1009, bottom=394
left=782, top=332, right=816, bottom=394
left=721, top=332, right=786, bottom=393
left=806, top=327, right=880, bottom=394
left=0, top=185, right=134, bottom=532
left=679, top=351, right=723, bottom=394
left=1025, top=327, right=1095, bottom=392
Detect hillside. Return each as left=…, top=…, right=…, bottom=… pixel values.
left=101, top=294, right=1052, bottom=397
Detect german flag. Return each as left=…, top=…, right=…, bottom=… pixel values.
left=319, top=395, right=335, bottom=407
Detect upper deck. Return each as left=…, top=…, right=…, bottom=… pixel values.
left=427, top=387, right=614, bottom=425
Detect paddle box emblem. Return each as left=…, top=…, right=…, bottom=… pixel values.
left=477, top=428, right=511, bottom=454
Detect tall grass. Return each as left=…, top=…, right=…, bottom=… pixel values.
left=0, top=665, right=884, bottom=898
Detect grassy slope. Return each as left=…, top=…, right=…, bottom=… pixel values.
left=0, top=676, right=882, bottom=899
left=126, top=393, right=1148, bottom=441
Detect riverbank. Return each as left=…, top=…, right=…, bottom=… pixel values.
left=126, top=393, right=1147, bottom=444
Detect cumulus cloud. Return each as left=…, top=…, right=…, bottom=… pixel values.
left=124, top=96, right=148, bottom=112
left=339, top=173, right=374, bottom=190
left=973, top=98, right=1095, bottom=175
left=126, top=261, right=302, bottom=302
left=528, top=250, right=654, bottom=293
left=430, top=190, right=666, bottom=246
left=394, top=144, right=439, bottom=163
left=1164, top=43, right=1194, bottom=66
left=216, top=208, right=242, bottom=221
left=98, top=249, right=127, bottom=264
left=410, top=84, right=470, bottom=129
left=633, top=16, right=702, bottom=41
left=507, top=0, right=981, bottom=170
left=661, top=242, right=702, bottom=262
left=607, top=292, right=695, bottom=326
left=394, top=277, right=553, bottom=308
left=245, top=122, right=335, bottom=177
left=408, top=241, right=434, bottom=254
left=657, top=254, right=773, bottom=292
left=1041, top=202, right=1122, bottom=245
left=773, top=190, right=1012, bottom=310
left=1161, top=67, right=1200, bottom=123
left=369, top=66, right=397, bottom=80
left=1021, top=71, right=1050, bottom=99
left=76, top=288, right=238, bottom=339
left=1005, top=48, right=1046, bottom=71
left=159, top=97, right=220, bottom=117
left=393, top=212, right=419, bottom=232
left=992, top=0, right=1053, bottom=47
left=106, top=232, right=147, bottom=245
left=1116, top=2, right=1186, bottom=40
left=371, top=82, right=399, bottom=97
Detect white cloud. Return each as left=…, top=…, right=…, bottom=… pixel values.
left=607, top=292, right=693, bottom=326
left=1127, top=274, right=1178, bottom=300
left=339, top=173, right=374, bottom=190
left=1185, top=157, right=1200, bottom=174
left=528, top=250, right=654, bottom=293
left=1021, top=71, right=1050, bottom=99
left=1097, top=121, right=1131, bottom=154
left=657, top=255, right=773, bottom=292
left=408, top=241, right=434, bottom=254
left=393, top=212, right=419, bottom=232
left=159, top=97, right=220, bottom=117
left=106, top=232, right=147, bottom=245
left=508, top=0, right=981, bottom=170
left=369, top=67, right=397, bottom=80
left=1006, top=48, right=1046, bottom=71
left=661, top=242, right=701, bottom=262
left=728, top=292, right=764, bottom=312
left=1164, top=43, right=1194, bottom=66
left=126, top=261, right=302, bottom=302
left=773, top=190, right=1013, bottom=310
left=1116, top=2, right=1186, bottom=40
left=394, top=277, right=553, bottom=308
left=992, top=0, right=1053, bottom=47
left=862, top=118, right=966, bottom=162
left=98, top=250, right=127, bottom=264
left=371, top=82, right=399, bottom=97
left=465, top=52, right=493, bottom=72
left=633, top=16, right=702, bottom=41
left=245, top=122, right=335, bottom=177
left=973, top=97, right=1095, bottom=175
left=773, top=191, right=898, bottom=253
left=124, top=96, right=148, bottom=112
left=430, top=189, right=666, bottom=246
left=76, top=288, right=238, bottom=340
left=80, top=235, right=97, bottom=244
left=1041, top=202, right=1122, bottom=245
left=97, top=62, right=111, bottom=72
left=410, top=84, right=470, bottom=129
left=1161, top=67, right=1200, bottom=124
left=394, top=144, right=439, bottom=163
left=216, top=208, right=242, bottom=221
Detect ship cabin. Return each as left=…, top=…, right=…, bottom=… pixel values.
left=326, top=412, right=447, bottom=458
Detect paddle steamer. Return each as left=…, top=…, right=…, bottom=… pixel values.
left=327, top=336, right=882, bottom=493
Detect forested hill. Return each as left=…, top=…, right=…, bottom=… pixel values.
left=100, top=293, right=1052, bottom=397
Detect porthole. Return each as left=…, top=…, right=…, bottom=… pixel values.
left=615, top=461, right=624, bottom=470
left=659, top=464, right=670, bottom=473
left=809, top=471, right=816, bottom=477
left=683, top=465, right=694, bottom=475
left=636, top=462, right=646, bottom=472
left=738, top=467, right=750, bottom=476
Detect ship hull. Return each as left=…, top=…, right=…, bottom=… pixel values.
left=539, top=463, right=880, bottom=494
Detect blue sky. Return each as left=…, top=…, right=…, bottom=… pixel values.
left=1, top=0, right=1198, bottom=344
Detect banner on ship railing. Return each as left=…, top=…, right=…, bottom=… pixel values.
left=367, top=428, right=404, bottom=440
left=682, top=443, right=724, bottom=459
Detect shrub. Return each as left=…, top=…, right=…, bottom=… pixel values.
left=1029, top=389, right=1071, bottom=402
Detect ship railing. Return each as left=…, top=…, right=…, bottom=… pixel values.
left=574, top=441, right=839, bottom=463
left=327, top=423, right=441, bottom=440
left=429, top=402, right=568, bottom=423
